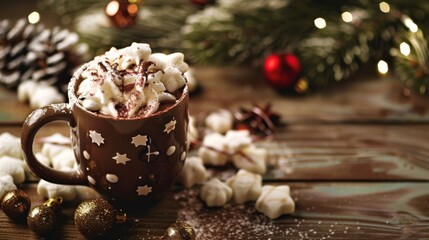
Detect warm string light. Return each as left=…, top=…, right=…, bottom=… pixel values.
left=377, top=2, right=417, bottom=64
left=399, top=42, right=411, bottom=56
left=379, top=2, right=390, bottom=13
left=341, top=12, right=353, bottom=23
left=105, top=1, right=120, bottom=16
left=28, top=11, right=40, bottom=24
left=314, top=17, right=326, bottom=29
left=377, top=60, right=389, bottom=75
left=402, top=16, right=418, bottom=33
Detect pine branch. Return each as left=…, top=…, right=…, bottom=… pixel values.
left=297, top=3, right=400, bottom=88
left=39, top=0, right=190, bottom=19
left=183, top=0, right=346, bottom=66
left=73, top=3, right=195, bottom=55
left=40, top=0, right=429, bottom=95
left=393, top=30, right=429, bottom=95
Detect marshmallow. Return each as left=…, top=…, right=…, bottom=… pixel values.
left=18, top=81, right=65, bottom=109
left=232, top=145, right=267, bottom=174
left=255, top=185, right=295, bottom=219
left=198, top=132, right=229, bottom=166
left=148, top=52, right=189, bottom=73
left=178, top=156, right=208, bottom=188
left=41, top=143, right=70, bottom=164
left=37, top=179, right=100, bottom=202
left=184, top=67, right=198, bottom=93
left=0, top=132, right=22, bottom=159
left=51, top=148, right=76, bottom=170
left=0, top=175, right=17, bottom=200
left=224, top=130, right=252, bottom=152
left=0, top=156, right=26, bottom=184
left=37, top=179, right=77, bottom=202
left=116, top=42, right=152, bottom=70
left=226, top=169, right=262, bottom=204
left=77, top=43, right=188, bottom=118
left=23, top=152, right=50, bottom=181
left=161, top=66, right=187, bottom=93
left=200, top=178, right=233, bottom=207
left=188, top=115, right=199, bottom=145
left=205, top=109, right=233, bottom=134
left=38, top=133, right=71, bottom=145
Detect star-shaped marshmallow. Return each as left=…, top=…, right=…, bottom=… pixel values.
left=89, top=130, right=105, bottom=146
left=112, top=153, right=131, bottom=165
left=232, top=145, right=267, bottom=174
left=255, top=185, right=295, bottom=219
left=198, top=132, right=229, bottom=166
left=164, top=118, right=176, bottom=134
left=200, top=178, right=233, bottom=207
left=37, top=179, right=77, bottom=201
left=0, top=156, right=26, bottom=184
left=0, top=132, right=22, bottom=159
left=224, top=130, right=252, bottom=152
left=226, top=169, right=262, bottom=204
left=205, top=109, right=233, bottom=134
left=136, top=185, right=152, bottom=196
left=131, top=134, right=148, bottom=147
left=178, top=156, right=208, bottom=188
left=0, top=175, right=17, bottom=200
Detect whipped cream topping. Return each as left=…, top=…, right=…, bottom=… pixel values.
left=76, top=43, right=188, bottom=118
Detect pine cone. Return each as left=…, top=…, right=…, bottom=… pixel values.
left=0, top=19, right=43, bottom=87
left=0, top=18, right=87, bottom=93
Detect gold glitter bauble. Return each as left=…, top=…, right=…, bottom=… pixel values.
left=27, top=205, right=56, bottom=236
left=27, top=197, right=62, bottom=236
left=163, top=222, right=196, bottom=240
left=74, top=198, right=116, bottom=239
left=1, top=190, right=31, bottom=222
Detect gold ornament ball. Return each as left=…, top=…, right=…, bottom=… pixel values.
left=1, top=190, right=31, bottom=222
left=163, top=222, right=196, bottom=240
left=27, top=205, right=56, bottom=236
left=74, top=198, right=116, bottom=239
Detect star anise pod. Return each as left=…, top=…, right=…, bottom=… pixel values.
left=234, top=103, right=281, bottom=137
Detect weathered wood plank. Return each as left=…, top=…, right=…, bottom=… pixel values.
left=191, top=67, right=429, bottom=123
left=1, top=67, right=429, bottom=124
left=2, top=123, right=428, bottom=181
left=0, top=182, right=428, bottom=240
left=262, top=124, right=429, bottom=180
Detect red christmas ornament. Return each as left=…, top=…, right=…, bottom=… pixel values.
left=263, top=53, right=302, bottom=90
left=105, top=0, right=139, bottom=28
left=190, top=0, right=215, bottom=7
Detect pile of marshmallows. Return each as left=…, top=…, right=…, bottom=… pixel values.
left=179, top=109, right=295, bottom=219
left=0, top=108, right=294, bottom=220
left=0, top=132, right=99, bottom=202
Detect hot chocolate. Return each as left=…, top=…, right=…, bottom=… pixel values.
left=75, top=43, right=188, bottom=119
left=23, top=43, right=190, bottom=206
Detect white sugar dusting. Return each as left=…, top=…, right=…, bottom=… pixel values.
left=172, top=188, right=361, bottom=239
left=174, top=189, right=283, bottom=239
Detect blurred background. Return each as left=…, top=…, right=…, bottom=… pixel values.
left=1, top=0, right=429, bottom=109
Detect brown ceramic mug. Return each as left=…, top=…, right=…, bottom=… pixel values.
left=21, top=71, right=189, bottom=206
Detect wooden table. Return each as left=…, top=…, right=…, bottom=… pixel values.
left=1, top=66, right=429, bottom=239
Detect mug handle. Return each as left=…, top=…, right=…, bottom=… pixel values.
left=21, top=103, right=87, bottom=185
